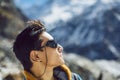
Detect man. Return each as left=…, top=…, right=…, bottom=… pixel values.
left=13, top=20, right=82, bottom=80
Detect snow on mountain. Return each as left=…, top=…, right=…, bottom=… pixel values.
left=13, top=0, right=120, bottom=60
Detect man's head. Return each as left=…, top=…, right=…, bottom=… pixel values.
left=13, top=20, right=45, bottom=71
left=13, top=20, right=64, bottom=72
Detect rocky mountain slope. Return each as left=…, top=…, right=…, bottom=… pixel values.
left=0, top=0, right=27, bottom=80
left=0, top=0, right=28, bottom=39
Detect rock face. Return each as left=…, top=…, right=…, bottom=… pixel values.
left=0, top=0, right=27, bottom=80
left=0, top=0, right=28, bottom=39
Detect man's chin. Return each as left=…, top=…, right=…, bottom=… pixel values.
left=57, top=61, right=65, bottom=67
left=60, top=59, right=65, bottom=65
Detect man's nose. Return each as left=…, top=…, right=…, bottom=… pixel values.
left=57, top=44, right=63, bottom=53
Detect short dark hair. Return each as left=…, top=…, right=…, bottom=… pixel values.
left=13, top=20, right=46, bottom=71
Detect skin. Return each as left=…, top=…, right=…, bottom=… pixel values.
left=29, top=31, right=65, bottom=80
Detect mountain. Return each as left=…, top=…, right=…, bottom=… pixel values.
left=49, top=0, right=120, bottom=60
left=13, top=0, right=120, bottom=60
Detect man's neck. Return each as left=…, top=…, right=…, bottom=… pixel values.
left=38, top=70, right=54, bottom=80
left=30, top=63, right=55, bottom=80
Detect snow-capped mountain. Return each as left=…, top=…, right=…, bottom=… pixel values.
left=14, top=0, right=120, bottom=60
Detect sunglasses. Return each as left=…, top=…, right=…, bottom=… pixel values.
left=41, top=40, right=58, bottom=49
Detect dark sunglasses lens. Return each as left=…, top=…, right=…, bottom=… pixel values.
left=46, top=40, right=57, bottom=48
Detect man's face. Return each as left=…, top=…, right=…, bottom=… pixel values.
left=33, top=31, right=65, bottom=67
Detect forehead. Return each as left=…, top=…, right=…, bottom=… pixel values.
left=40, top=32, right=54, bottom=41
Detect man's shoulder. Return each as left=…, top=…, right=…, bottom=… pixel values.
left=72, top=73, right=83, bottom=80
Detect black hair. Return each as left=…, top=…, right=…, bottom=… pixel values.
left=13, top=20, right=46, bottom=71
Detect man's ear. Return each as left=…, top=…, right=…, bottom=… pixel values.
left=30, top=50, right=41, bottom=62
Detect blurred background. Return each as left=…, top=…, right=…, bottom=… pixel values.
left=0, top=0, right=120, bottom=80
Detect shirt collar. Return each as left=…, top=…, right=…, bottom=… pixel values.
left=24, top=65, right=72, bottom=80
